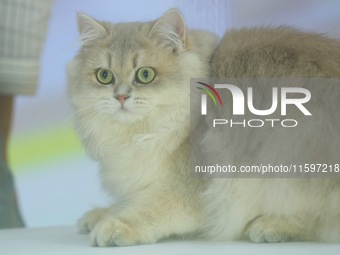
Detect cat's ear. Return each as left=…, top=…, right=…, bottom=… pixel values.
left=150, top=8, right=187, bottom=52
left=77, top=13, right=107, bottom=44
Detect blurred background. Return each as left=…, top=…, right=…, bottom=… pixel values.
left=9, top=0, right=340, bottom=227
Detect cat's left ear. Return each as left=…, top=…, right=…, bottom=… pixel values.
left=150, top=8, right=188, bottom=52
left=77, top=13, right=108, bottom=45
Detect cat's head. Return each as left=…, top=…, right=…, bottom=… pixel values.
left=68, top=9, right=211, bottom=124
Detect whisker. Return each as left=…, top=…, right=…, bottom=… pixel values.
left=53, top=101, right=100, bottom=130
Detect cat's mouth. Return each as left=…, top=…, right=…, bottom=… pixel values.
left=113, top=107, right=142, bottom=124
left=118, top=107, right=129, bottom=112
left=115, top=105, right=135, bottom=116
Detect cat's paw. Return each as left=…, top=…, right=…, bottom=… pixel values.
left=90, top=217, right=156, bottom=247
left=246, top=215, right=291, bottom=243
left=78, top=208, right=108, bottom=234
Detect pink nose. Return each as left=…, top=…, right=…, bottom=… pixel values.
left=115, top=95, right=130, bottom=106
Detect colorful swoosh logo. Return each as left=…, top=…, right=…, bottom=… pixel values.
left=196, top=82, right=223, bottom=105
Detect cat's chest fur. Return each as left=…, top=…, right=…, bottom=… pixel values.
left=100, top=133, right=168, bottom=196
left=86, top=110, right=189, bottom=197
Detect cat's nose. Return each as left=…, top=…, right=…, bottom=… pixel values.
left=115, top=95, right=130, bottom=106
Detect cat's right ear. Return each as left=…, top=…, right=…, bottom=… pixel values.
left=77, top=13, right=107, bottom=44
left=150, top=8, right=188, bottom=52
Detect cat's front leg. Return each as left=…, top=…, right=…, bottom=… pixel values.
left=86, top=193, right=202, bottom=246
left=89, top=216, right=157, bottom=246
left=89, top=210, right=200, bottom=246
left=78, top=207, right=111, bottom=234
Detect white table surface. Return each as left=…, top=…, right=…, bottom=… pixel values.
left=1, top=226, right=339, bottom=255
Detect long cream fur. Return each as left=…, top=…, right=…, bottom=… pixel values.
left=68, top=9, right=340, bottom=246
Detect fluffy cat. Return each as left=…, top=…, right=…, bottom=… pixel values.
left=67, top=8, right=340, bottom=246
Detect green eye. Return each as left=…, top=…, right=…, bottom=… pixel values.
left=136, top=67, right=156, bottom=84
left=96, top=68, right=114, bottom=85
